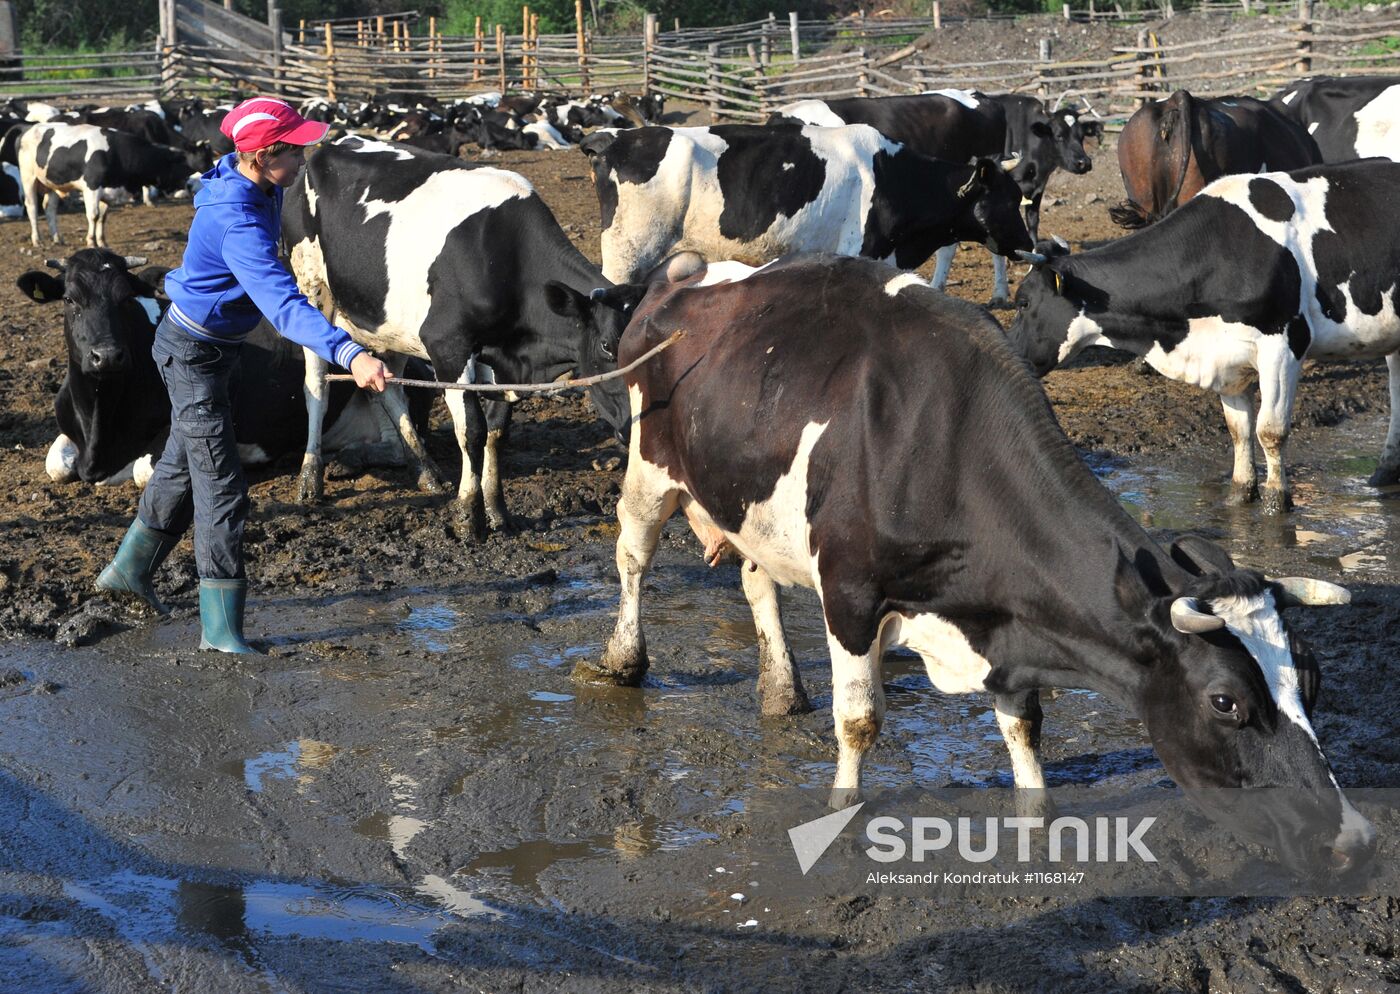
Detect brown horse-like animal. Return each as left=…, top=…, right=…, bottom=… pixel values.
left=1110, top=89, right=1320, bottom=229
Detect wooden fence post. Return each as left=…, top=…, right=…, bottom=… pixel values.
left=324, top=22, right=336, bottom=101
left=376, top=15, right=385, bottom=48
left=789, top=11, right=800, bottom=62
left=707, top=42, right=721, bottom=122
left=522, top=7, right=531, bottom=90
left=762, top=12, right=774, bottom=65
left=475, top=16, right=484, bottom=82
left=269, top=3, right=283, bottom=96
left=497, top=24, right=506, bottom=92
left=1133, top=26, right=1149, bottom=106
left=933, top=2, right=941, bottom=30
left=577, top=0, right=590, bottom=94
left=1063, top=2, right=1071, bottom=19
left=428, top=16, right=437, bottom=79
left=857, top=47, right=869, bottom=96
left=298, top=18, right=306, bottom=45
left=530, top=12, right=539, bottom=90
left=643, top=12, right=656, bottom=96
left=1295, top=0, right=1312, bottom=74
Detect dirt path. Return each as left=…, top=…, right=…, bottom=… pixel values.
left=0, top=132, right=1398, bottom=993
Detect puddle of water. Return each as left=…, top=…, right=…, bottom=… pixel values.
left=399, top=604, right=458, bottom=653
left=458, top=816, right=721, bottom=891
left=61, top=869, right=495, bottom=957
left=221, top=739, right=339, bottom=794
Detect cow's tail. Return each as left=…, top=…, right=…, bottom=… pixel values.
left=1108, top=200, right=1151, bottom=229
left=1160, top=89, right=1195, bottom=217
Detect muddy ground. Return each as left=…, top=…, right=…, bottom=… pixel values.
left=1, top=128, right=1399, bottom=993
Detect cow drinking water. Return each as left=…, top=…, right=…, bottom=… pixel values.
left=580, top=253, right=1369, bottom=877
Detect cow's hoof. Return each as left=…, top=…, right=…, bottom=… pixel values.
left=987, top=295, right=1013, bottom=310
left=759, top=676, right=812, bottom=717
left=415, top=468, right=448, bottom=496
left=1227, top=481, right=1259, bottom=506
left=453, top=498, right=488, bottom=542
left=1261, top=487, right=1293, bottom=515
left=572, top=655, right=647, bottom=687
left=296, top=469, right=324, bottom=504
left=828, top=785, right=863, bottom=810
left=486, top=507, right=519, bottom=535
left=1368, top=465, right=1400, bottom=488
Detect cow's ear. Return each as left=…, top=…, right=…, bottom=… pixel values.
left=579, top=130, right=616, bottom=158
left=1081, top=120, right=1103, bottom=139
left=1169, top=534, right=1237, bottom=577
left=131, top=265, right=172, bottom=297
left=1030, top=120, right=1053, bottom=138
left=957, top=159, right=994, bottom=199
left=543, top=280, right=588, bottom=319
left=17, top=270, right=63, bottom=303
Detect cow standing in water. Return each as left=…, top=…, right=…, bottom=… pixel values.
left=578, top=254, right=1369, bottom=877
left=1010, top=160, right=1400, bottom=514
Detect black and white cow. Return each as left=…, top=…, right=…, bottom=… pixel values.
left=1008, top=159, right=1400, bottom=514
left=580, top=253, right=1369, bottom=876
left=773, top=91, right=1099, bottom=306
left=580, top=123, right=1030, bottom=285
left=1271, top=75, right=1400, bottom=163
left=17, top=250, right=423, bottom=488
left=934, top=94, right=1101, bottom=305
left=171, top=104, right=235, bottom=157
left=19, top=123, right=203, bottom=247
left=283, top=136, right=633, bottom=538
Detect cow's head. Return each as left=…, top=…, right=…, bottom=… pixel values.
left=541, top=281, right=642, bottom=439
left=182, top=139, right=214, bottom=175
left=18, top=250, right=163, bottom=377
left=1035, top=108, right=1098, bottom=177
left=1006, top=238, right=1086, bottom=376
left=1125, top=536, right=1373, bottom=877
left=952, top=157, right=1034, bottom=258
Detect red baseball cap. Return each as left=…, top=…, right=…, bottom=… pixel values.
left=220, top=97, right=330, bottom=152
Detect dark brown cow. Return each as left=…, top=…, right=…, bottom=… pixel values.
left=1110, top=90, right=1320, bottom=229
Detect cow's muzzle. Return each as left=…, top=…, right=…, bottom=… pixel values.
left=86, top=346, right=130, bottom=374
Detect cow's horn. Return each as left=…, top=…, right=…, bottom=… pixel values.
left=122, top=256, right=148, bottom=269
left=1015, top=250, right=1048, bottom=264
left=1000, top=155, right=1022, bottom=172
left=44, top=258, right=65, bottom=271
left=1170, top=597, right=1226, bottom=634
left=1271, top=577, right=1351, bottom=608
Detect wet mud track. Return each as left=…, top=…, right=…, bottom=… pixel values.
left=1, top=135, right=1399, bottom=992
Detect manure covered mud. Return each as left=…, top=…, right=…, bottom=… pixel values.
left=1, top=132, right=1399, bottom=993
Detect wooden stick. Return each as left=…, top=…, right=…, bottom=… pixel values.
left=325, top=332, right=686, bottom=394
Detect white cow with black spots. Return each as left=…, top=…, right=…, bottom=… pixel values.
left=1009, top=159, right=1400, bottom=514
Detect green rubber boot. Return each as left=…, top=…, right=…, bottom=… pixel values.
left=198, top=578, right=262, bottom=655
left=95, top=519, right=180, bottom=615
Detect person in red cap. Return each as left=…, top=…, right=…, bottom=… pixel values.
left=94, top=96, right=389, bottom=653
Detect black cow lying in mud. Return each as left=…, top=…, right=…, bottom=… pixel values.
left=578, top=253, right=1371, bottom=878
left=18, top=250, right=429, bottom=487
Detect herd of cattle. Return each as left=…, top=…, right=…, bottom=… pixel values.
left=10, top=74, right=1400, bottom=879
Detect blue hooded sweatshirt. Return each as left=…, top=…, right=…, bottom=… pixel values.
left=165, top=153, right=366, bottom=372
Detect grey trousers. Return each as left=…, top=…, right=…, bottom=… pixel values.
left=137, top=314, right=248, bottom=580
